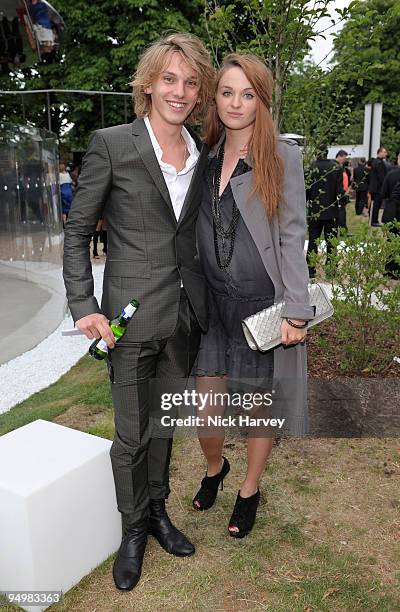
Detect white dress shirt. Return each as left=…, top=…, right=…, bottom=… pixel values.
left=144, top=116, right=199, bottom=221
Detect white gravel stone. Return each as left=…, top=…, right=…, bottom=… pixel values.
left=0, top=265, right=105, bottom=415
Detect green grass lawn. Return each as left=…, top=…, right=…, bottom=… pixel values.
left=346, top=198, right=369, bottom=235
left=1, top=351, right=399, bottom=612
left=0, top=356, right=113, bottom=438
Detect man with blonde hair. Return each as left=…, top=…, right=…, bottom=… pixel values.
left=63, top=33, right=214, bottom=590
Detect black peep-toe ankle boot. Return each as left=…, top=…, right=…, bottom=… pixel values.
left=228, top=488, right=260, bottom=538
left=192, top=456, right=230, bottom=511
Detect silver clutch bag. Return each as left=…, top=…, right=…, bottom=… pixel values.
left=242, top=283, right=334, bottom=352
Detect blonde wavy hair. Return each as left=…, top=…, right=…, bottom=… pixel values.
left=131, top=33, right=215, bottom=124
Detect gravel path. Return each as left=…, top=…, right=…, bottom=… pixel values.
left=0, top=264, right=104, bottom=415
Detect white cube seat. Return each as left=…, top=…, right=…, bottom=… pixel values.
left=0, top=419, right=121, bottom=612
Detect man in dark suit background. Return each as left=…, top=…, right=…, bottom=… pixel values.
left=381, top=152, right=400, bottom=278
left=381, top=152, right=400, bottom=222
left=63, top=33, right=215, bottom=591
left=369, top=146, right=388, bottom=226
left=306, top=143, right=344, bottom=278
left=352, top=157, right=369, bottom=215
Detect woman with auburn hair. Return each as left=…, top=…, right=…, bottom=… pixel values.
left=192, top=54, right=314, bottom=538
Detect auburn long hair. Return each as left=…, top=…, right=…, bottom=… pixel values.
left=206, top=54, right=284, bottom=217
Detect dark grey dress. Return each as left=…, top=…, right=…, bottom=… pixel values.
left=194, top=155, right=275, bottom=385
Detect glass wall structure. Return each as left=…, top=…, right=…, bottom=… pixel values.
left=0, top=123, right=66, bottom=365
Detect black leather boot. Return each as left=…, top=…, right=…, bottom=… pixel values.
left=112, top=518, right=148, bottom=591
left=148, top=499, right=195, bottom=557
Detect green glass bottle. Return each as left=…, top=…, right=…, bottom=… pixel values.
left=89, top=299, right=140, bottom=360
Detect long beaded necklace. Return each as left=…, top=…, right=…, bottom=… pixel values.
left=211, top=142, right=240, bottom=269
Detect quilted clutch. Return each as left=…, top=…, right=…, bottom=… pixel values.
left=242, top=283, right=334, bottom=352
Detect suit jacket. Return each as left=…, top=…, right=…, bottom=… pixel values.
left=352, top=164, right=369, bottom=192
left=63, top=118, right=209, bottom=342
left=209, top=136, right=314, bottom=435
left=306, top=158, right=344, bottom=221
left=381, top=167, right=400, bottom=222
left=369, top=157, right=387, bottom=193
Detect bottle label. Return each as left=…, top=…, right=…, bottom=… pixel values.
left=97, top=339, right=108, bottom=353
left=122, top=303, right=137, bottom=320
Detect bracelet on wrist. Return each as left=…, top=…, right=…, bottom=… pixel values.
left=286, top=318, right=308, bottom=329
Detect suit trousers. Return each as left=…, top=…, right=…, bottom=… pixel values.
left=307, top=218, right=337, bottom=277
left=385, top=219, right=400, bottom=278
left=370, top=192, right=382, bottom=224
left=355, top=190, right=368, bottom=215
left=107, top=288, right=201, bottom=527
left=337, top=205, right=347, bottom=230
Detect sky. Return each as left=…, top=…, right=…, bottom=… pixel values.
left=308, top=0, right=353, bottom=68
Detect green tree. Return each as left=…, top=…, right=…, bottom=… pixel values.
left=0, top=0, right=206, bottom=148
left=201, top=0, right=357, bottom=126
left=331, top=0, right=400, bottom=156
left=281, top=61, right=354, bottom=165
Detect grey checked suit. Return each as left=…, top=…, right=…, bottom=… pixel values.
left=63, top=118, right=209, bottom=525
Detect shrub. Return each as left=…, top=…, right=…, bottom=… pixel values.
left=310, top=222, right=400, bottom=373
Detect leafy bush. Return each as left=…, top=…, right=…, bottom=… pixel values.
left=310, top=222, right=400, bottom=373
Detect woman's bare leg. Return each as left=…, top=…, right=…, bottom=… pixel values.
left=195, top=375, right=227, bottom=478
left=228, top=437, right=274, bottom=533
left=229, top=385, right=274, bottom=531
left=241, top=436, right=274, bottom=496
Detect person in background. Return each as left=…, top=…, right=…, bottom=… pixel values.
left=92, top=219, right=102, bottom=259
left=366, top=158, right=374, bottom=214
left=352, top=157, right=369, bottom=215
left=306, top=144, right=344, bottom=278
left=59, top=160, right=73, bottom=226
left=101, top=219, right=107, bottom=256
left=335, top=149, right=348, bottom=166
left=1, top=16, right=26, bottom=66
left=343, top=158, right=352, bottom=183
left=381, top=151, right=400, bottom=278
left=335, top=150, right=349, bottom=231
left=92, top=218, right=107, bottom=259
left=29, top=0, right=55, bottom=53
left=70, top=164, right=81, bottom=190
left=369, top=146, right=388, bottom=226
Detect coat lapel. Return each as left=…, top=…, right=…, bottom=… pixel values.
left=177, top=142, right=209, bottom=225
left=230, top=172, right=273, bottom=254
left=230, top=171, right=283, bottom=300
left=131, top=118, right=176, bottom=223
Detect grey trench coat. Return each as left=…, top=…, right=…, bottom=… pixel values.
left=209, top=136, right=315, bottom=436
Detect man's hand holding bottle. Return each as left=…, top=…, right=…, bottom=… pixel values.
left=76, top=313, right=116, bottom=349
left=76, top=300, right=140, bottom=360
